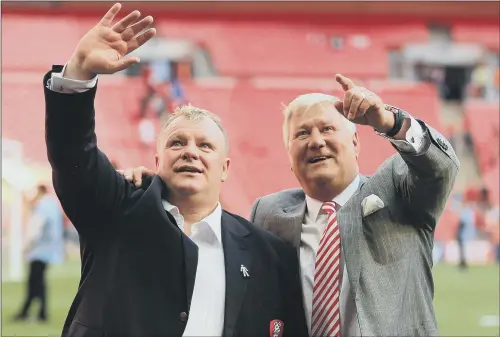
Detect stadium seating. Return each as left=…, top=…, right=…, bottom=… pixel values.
left=3, top=12, right=492, bottom=231
left=436, top=204, right=460, bottom=242
left=452, top=23, right=500, bottom=51
left=464, top=100, right=499, bottom=206
left=2, top=77, right=47, bottom=164
left=3, top=14, right=429, bottom=78
left=2, top=15, right=84, bottom=71
left=482, top=164, right=500, bottom=205
left=464, top=101, right=499, bottom=171
left=152, top=20, right=429, bottom=78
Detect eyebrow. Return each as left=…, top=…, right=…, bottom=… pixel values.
left=295, top=121, right=312, bottom=130
left=295, top=119, right=332, bottom=130
left=165, top=133, right=219, bottom=147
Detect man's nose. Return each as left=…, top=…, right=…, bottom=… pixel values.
left=181, top=143, right=200, bottom=161
left=309, top=129, right=326, bottom=149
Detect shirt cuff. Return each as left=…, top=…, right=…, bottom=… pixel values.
left=376, top=112, right=426, bottom=154
left=46, top=63, right=98, bottom=94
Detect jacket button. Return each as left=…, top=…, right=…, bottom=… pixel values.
left=180, top=312, right=188, bottom=322
left=436, top=138, right=448, bottom=150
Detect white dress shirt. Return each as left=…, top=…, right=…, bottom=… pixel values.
left=300, top=121, right=426, bottom=337
left=301, top=176, right=361, bottom=337
left=163, top=201, right=226, bottom=337
left=48, top=64, right=98, bottom=93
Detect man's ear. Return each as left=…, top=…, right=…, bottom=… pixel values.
left=221, top=158, right=231, bottom=182
left=353, top=131, right=360, bottom=159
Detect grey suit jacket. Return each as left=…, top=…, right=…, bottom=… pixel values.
left=250, top=121, right=459, bottom=336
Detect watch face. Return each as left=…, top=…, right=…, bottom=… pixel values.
left=384, top=104, right=401, bottom=115
left=385, top=104, right=411, bottom=120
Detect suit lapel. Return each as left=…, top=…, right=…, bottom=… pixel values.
left=337, top=175, right=368, bottom=294
left=221, top=212, right=252, bottom=337
left=279, top=199, right=306, bottom=248
left=142, top=176, right=199, bottom=312
left=182, top=236, right=198, bottom=311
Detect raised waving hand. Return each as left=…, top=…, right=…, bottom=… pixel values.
left=65, top=3, right=156, bottom=80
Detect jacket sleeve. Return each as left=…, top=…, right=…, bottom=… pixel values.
left=390, top=118, right=460, bottom=231
left=44, top=66, right=134, bottom=239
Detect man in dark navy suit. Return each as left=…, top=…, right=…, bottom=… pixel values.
left=44, top=4, right=307, bottom=337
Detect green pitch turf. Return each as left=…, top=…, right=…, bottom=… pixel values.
left=2, top=260, right=499, bottom=336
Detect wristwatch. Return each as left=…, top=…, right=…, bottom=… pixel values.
left=382, top=104, right=405, bottom=137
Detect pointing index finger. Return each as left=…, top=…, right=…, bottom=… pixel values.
left=335, top=73, right=355, bottom=92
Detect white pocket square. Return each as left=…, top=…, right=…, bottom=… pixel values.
left=361, top=194, right=385, bottom=217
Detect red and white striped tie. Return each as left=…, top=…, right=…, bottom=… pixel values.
left=311, top=202, right=341, bottom=337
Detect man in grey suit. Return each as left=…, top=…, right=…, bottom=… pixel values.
left=249, top=74, right=459, bottom=336
left=122, top=74, right=459, bottom=336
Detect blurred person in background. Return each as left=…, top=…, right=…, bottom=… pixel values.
left=139, top=59, right=172, bottom=118
left=125, top=75, right=460, bottom=336
left=494, top=65, right=499, bottom=99
left=43, top=4, right=307, bottom=337
left=469, top=59, right=491, bottom=99
left=138, top=60, right=171, bottom=150
left=13, top=184, right=64, bottom=323
left=137, top=61, right=186, bottom=150
left=486, top=204, right=500, bottom=264
left=452, top=189, right=477, bottom=270
left=478, top=187, right=500, bottom=264
left=137, top=28, right=187, bottom=120
left=170, top=70, right=187, bottom=110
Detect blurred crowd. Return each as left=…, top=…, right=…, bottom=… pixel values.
left=451, top=186, right=500, bottom=268
left=136, top=60, right=187, bottom=149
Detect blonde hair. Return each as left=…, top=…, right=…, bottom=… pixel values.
left=158, top=104, right=229, bottom=153
left=281, top=93, right=356, bottom=149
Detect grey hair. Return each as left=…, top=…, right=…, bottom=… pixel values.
left=282, top=93, right=356, bottom=149
left=158, top=104, right=229, bottom=153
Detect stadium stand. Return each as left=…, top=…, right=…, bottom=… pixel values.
left=464, top=101, right=500, bottom=205
left=465, top=101, right=500, bottom=172
left=2, top=15, right=429, bottom=78
left=1, top=11, right=498, bottom=226
left=452, top=23, right=500, bottom=51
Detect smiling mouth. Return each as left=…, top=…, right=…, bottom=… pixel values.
left=308, top=156, right=331, bottom=164
left=176, top=166, right=203, bottom=174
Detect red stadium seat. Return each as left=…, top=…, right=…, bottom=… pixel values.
left=464, top=101, right=500, bottom=173
left=2, top=15, right=84, bottom=71
left=452, top=24, right=500, bottom=51
left=482, top=164, right=500, bottom=205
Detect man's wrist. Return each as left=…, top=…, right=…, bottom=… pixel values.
left=377, top=105, right=406, bottom=137
left=373, top=108, right=396, bottom=134
left=64, top=58, right=94, bottom=81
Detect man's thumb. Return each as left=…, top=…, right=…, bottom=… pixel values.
left=111, top=57, right=140, bottom=72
